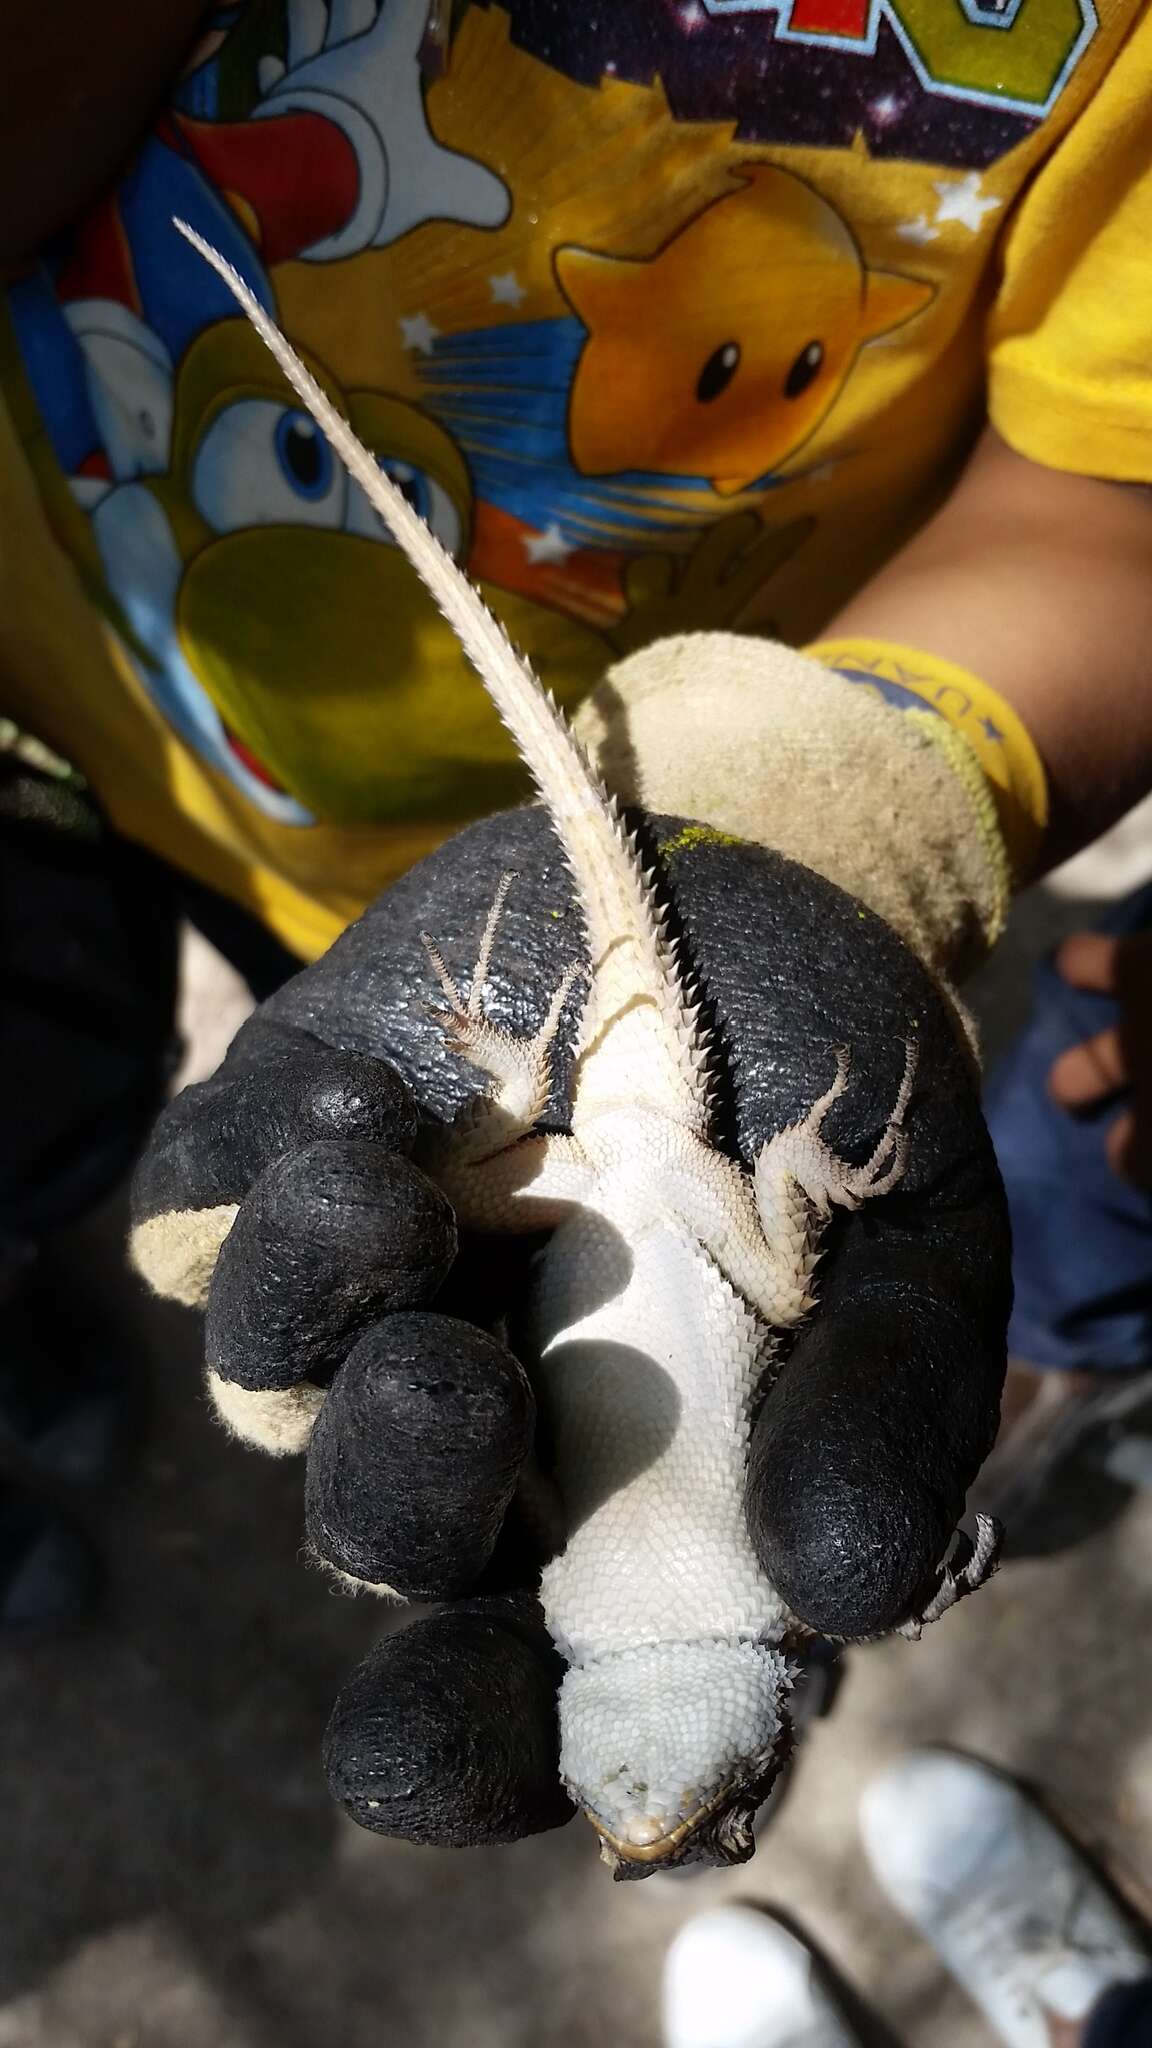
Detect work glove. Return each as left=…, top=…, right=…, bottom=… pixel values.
left=132, top=636, right=1016, bottom=1851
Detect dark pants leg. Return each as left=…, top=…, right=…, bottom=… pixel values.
left=0, top=760, right=179, bottom=1249
left=1084, top=1977, right=1152, bottom=2048
left=0, top=750, right=304, bottom=1619
left=0, top=754, right=301, bottom=1250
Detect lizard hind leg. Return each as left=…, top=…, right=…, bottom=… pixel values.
left=751, top=1039, right=920, bottom=1324
left=421, top=871, right=585, bottom=1146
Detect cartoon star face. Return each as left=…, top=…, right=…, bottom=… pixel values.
left=556, top=165, right=933, bottom=495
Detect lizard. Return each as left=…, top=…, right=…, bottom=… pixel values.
left=175, top=219, right=1002, bottom=1876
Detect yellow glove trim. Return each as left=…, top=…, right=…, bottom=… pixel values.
left=805, top=640, right=1048, bottom=888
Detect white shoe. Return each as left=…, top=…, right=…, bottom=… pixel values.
left=661, top=1906, right=862, bottom=2048
left=860, top=1750, right=1150, bottom=2048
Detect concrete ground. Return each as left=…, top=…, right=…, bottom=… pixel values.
left=3, top=805, right=1152, bottom=2048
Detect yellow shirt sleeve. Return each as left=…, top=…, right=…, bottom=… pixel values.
left=988, top=9, right=1152, bottom=483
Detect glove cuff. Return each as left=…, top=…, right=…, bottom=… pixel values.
left=806, top=638, right=1048, bottom=889
left=572, top=633, right=1044, bottom=984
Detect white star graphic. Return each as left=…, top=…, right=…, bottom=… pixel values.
left=869, top=92, right=904, bottom=127
left=399, top=311, right=440, bottom=353
left=523, top=521, right=573, bottom=565
left=932, top=172, right=1001, bottom=234
left=897, top=214, right=939, bottom=245
left=489, top=270, right=526, bottom=308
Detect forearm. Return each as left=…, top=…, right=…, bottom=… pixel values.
left=569, top=428, right=1152, bottom=986
left=824, top=427, right=1152, bottom=872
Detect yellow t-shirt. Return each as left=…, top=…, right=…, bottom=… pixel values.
left=1, top=0, right=1149, bottom=958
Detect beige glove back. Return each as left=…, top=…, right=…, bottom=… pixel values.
left=573, top=634, right=1016, bottom=1001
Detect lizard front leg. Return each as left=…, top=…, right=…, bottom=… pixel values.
left=420, top=870, right=585, bottom=1161
left=418, top=871, right=594, bottom=1229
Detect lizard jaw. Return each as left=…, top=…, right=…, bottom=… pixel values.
left=587, top=1716, right=795, bottom=1881
left=587, top=1775, right=744, bottom=1871
left=559, top=1641, right=795, bottom=1879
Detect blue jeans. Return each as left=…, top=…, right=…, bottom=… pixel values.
left=985, top=883, right=1152, bottom=1373
left=1085, top=1977, right=1152, bottom=2048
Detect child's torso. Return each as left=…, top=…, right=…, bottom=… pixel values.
left=0, top=0, right=1141, bottom=953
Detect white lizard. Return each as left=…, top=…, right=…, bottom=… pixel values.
left=176, top=220, right=999, bottom=1875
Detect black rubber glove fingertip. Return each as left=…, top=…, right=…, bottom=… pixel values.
left=323, top=1605, right=574, bottom=1847
left=747, top=1290, right=1002, bottom=1638
left=748, top=1439, right=951, bottom=1637
left=305, top=1313, right=535, bottom=1598
left=206, top=1143, right=456, bottom=1391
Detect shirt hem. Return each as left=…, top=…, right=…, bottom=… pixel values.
left=990, top=368, right=1152, bottom=484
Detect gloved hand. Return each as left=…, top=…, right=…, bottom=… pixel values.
left=132, top=756, right=1011, bottom=1851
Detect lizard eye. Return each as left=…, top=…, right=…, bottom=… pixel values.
left=784, top=341, right=824, bottom=399
left=696, top=341, right=741, bottom=403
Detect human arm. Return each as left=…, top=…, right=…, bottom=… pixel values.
left=581, top=429, right=1152, bottom=1213
left=828, top=428, right=1152, bottom=1189
left=824, top=425, right=1152, bottom=873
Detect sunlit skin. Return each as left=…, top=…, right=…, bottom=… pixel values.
left=1048, top=930, right=1152, bottom=1186
left=1044, top=2016, right=1089, bottom=2048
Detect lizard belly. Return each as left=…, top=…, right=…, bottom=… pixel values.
left=527, top=1189, right=787, bottom=1663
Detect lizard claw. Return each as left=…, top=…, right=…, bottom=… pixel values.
left=896, top=1512, right=1004, bottom=1640
left=421, top=874, right=585, bottom=1136
left=836, top=1035, right=919, bottom=1204
left=420, top=869, right=518, bottom=1024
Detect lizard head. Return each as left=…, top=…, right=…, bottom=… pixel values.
left=558, top=1641, right=795, bottom=1878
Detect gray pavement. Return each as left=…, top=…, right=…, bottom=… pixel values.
left=2, top=809, right=1151, bottom=2048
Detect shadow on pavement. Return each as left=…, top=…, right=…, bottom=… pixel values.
left=0, top=1197, right=370, bottom=2031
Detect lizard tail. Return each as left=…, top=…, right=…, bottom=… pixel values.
left=175, top=219, right=712, bottom=1124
